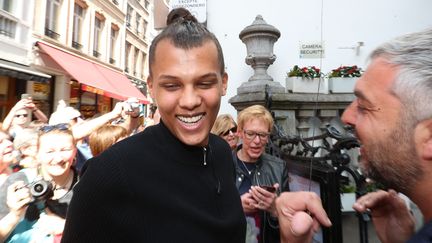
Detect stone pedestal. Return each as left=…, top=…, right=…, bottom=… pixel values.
left=237, top=15, right=284, bottom=94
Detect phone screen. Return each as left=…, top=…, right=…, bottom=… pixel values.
left=21, top=93, right=31, bottom=100
left=261, top=185, right=276, bottom=193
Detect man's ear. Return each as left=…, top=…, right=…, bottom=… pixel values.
left=147, top=76, right=155, bottom=100
left=415, top=119, right=432, bottom=160
left=221, top=72, right=228, bottom=96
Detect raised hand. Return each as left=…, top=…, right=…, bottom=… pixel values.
left=353, top=189, right=415, bottom=243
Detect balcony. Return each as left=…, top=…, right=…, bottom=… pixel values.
left=72, top=41, right=83, bottom=50
left=44, top=28, right=60, bottom=40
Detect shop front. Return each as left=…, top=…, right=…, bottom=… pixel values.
left=0, top=59, right=52, bottom=120
left=35, top=42, right=149, bottom=118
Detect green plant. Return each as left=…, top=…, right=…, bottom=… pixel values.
left=365, top=180, right=385, bottom=193
left=287, top=65, right=323, bottom=79
left=341, top=184, right=356, bottom=193
left=329, top=65, right=362, bottom=78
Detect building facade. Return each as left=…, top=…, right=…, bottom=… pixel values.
left=30, top=0, right=150, bottom=118
left=125, top=0, right=151, bottom=97
left=0, top=0, right=51, bottom=120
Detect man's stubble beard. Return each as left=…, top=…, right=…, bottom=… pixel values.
left=361, top=118, right=421, bottom=195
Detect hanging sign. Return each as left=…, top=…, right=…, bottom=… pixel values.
left=170, top=0, right=207, bottom=23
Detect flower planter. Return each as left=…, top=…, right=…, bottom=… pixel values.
left=340, top=192, right=356, bottom=212
left=328, top=77, right=357, bottom=93
left=286, top=77, right=328, bottom=94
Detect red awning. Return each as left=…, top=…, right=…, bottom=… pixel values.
left=37, top=42, right=149, bottom=104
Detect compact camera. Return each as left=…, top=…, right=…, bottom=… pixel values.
left=126, top=101, right=140, bottom=112
left=29, top=179, right=54, bottom=202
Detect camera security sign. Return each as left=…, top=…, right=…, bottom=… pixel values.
left=299, top=41, right=325, bottom=59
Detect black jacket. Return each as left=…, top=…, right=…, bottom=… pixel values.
left=62, top=122, right=246, bottom=243
left=233, top=146, right=289, bottom=243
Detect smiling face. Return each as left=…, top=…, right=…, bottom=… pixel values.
left=221, top=122, right=238, bottom=150
left=0, top=131, right=14, bottom=168
left=341, top=57, right=421, bottom=193
left=37, top=131, right=76, bottom=177
left=148, top=39, right=227, bottom=147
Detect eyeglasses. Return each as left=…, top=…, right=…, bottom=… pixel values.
left=39, top=123, right=71, bottom=133
left=15, top=114, right=28, bottom=118
left=221, top=126, right=237, bottom=136
left=243, top=130, right=270, bottom=141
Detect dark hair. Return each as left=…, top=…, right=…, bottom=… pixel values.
left=148, top=8, right=225, bottom=77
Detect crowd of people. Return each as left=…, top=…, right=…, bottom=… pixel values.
left=0, top=6, right=430, bottom=243
left=0, top=96, right=161, bottom=242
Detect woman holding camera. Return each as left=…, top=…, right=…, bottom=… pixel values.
left=0, top=124, right=77, bottom=242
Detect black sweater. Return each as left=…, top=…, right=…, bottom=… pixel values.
left=62, top=122, right=246, bottom=242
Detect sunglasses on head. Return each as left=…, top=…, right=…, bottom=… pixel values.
left=39, top=123, right=71, bottom=133
left=221, top=126, right=237, bottom=136
left=15, top=114, right=28, bottom=118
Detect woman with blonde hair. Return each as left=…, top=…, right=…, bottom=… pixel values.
left=211, top=114, right=238, bottom=150
left=234, top=105, right=289, bottom=243
left=0, top=123, right=78, bottom=242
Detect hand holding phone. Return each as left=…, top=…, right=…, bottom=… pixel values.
left=21, top=93, right=31, bottom=100
left=261, top=185, right=276, bottom=193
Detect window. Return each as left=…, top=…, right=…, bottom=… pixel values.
left=45, top=0, right=61, bottom=39
left=142, top=20, right=148, bottom=38
left=0, top=15, right=16, bottom=38
left=93, top=17, right=103, bottom=57
left=0, top=0, right=12, bottom=12
left=109, top=26, right=118, bottom=64
left=126, top=5, right=132, bottom=27
left=125, top=42, right=131, bottom=73
left=144, top=0, right=149, bottom=10
left=72, top=3, right=84, bottom=50
left=141, top=53, right=147, bottom=79
left=135, top=13, right=141, bottom=35
left=134, top=49, right=140, bottom=76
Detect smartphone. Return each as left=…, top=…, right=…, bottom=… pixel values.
left=261, top=185, right=276, bottom=193
left=21, top=93, right=31, bottom=100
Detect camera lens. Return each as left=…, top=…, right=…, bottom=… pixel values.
left=34, top=184, right=44, bottom=193
left=30, top=179, right=53, bottom=201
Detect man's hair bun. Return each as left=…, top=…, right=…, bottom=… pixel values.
left=166, top=7, right=197, bottom=25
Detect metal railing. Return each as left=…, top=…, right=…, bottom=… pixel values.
left=45, top=28, right=60, bottom=40
left=72, top=41, right=82, bottom=50
left=264, top=85, right=370, bottom=243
